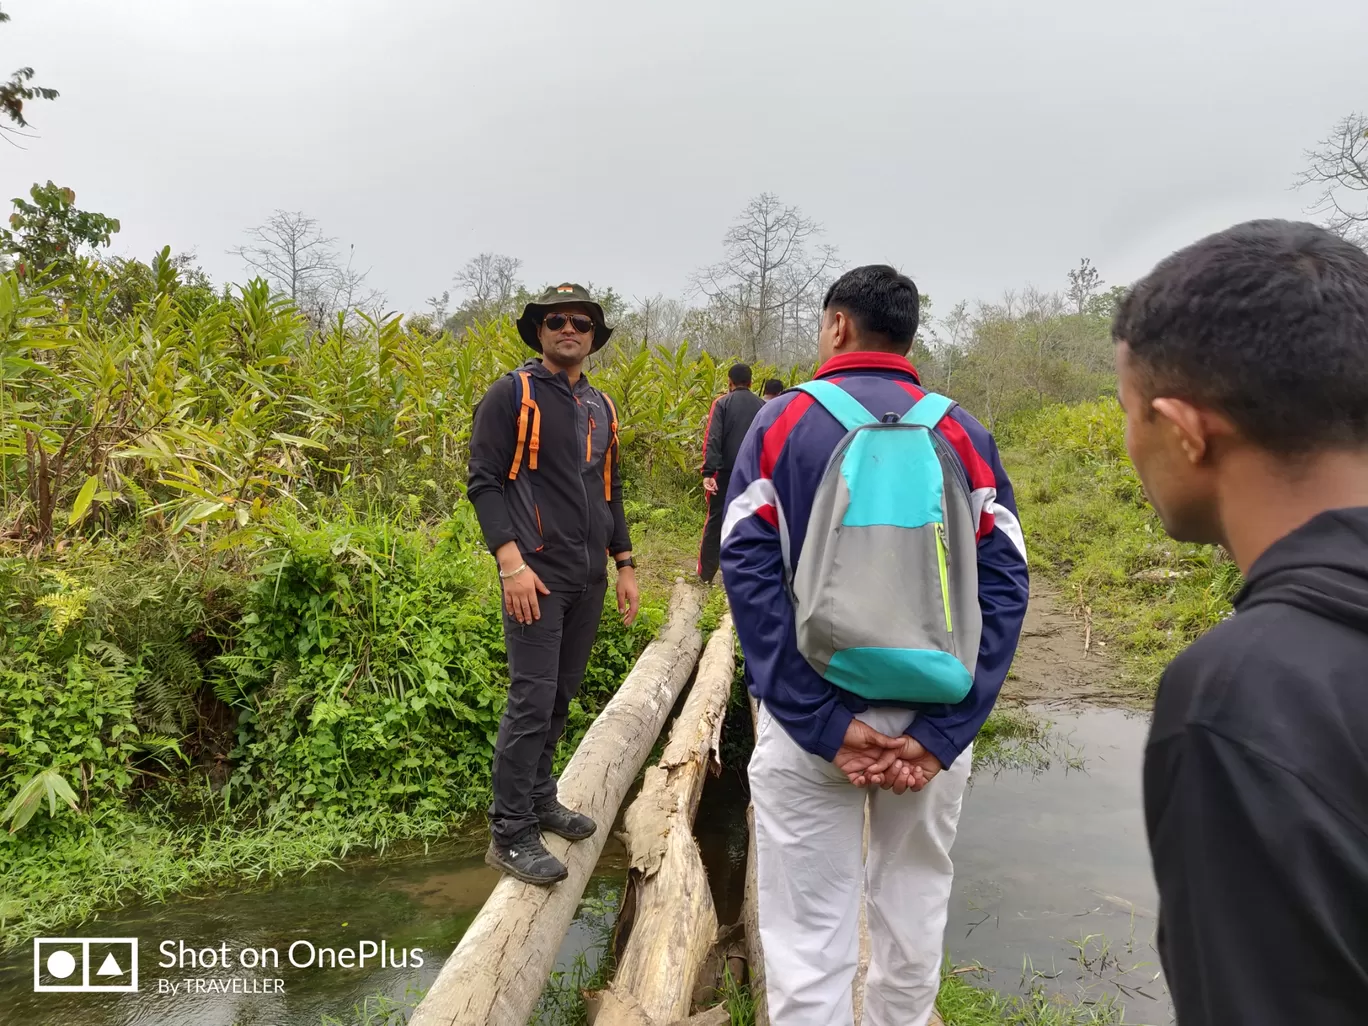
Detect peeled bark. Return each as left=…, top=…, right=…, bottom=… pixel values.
left=599, top=615, right=737, bottom=1026
left=408, top=583, right=706, bottom=1026
left=584, top=989, right=730, bottom=1026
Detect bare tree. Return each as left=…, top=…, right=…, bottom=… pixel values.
left=323, top=243, right=386, bottom=323
left=426, top=290, right=450, bottom=328
left=1066, top=257, right=1104, bottom=315
left=233, top=211, right=338, bottom=303
left=1297, top=113, right=1368, bottom=247
left=690, top=193, right=839, bottom=363
left=625, top=293, right=689, bottom=349
left=453, top=253, right=523, bottom=322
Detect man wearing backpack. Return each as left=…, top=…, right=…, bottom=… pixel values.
left=467, top=283, right=639, bottom=887
left=698, top=363, right=765, bottom=584
left=721, top=265, right=1029, bottom=1025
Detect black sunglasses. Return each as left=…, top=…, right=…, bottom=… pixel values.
left=544, top=313, right=594, bottom=334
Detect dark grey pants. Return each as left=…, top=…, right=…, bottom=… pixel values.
left=698, top=471, right=730, bottom=585
left=489, top=579, right=608, bottom=846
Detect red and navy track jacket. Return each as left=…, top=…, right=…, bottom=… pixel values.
left=718, top=352, right=1030, bottom=768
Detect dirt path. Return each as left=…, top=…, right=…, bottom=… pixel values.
left=1000, top=581, right=1139, bottom=708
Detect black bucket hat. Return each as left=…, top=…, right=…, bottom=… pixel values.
left=515, top=283, right=614, bottom=354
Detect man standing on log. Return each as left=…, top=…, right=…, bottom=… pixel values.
left=698, top=363, right=764, bottom=585
left=467, top=283, right=640, bottom=887
left=1115, top=221, right=1368, bottom=1024
left=721, top=265, right=1029, bottom=1025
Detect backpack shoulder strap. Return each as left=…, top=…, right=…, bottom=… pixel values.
left=901, top=391, right=957, bottom=430
left=507, top=370, right=541, bottom=480
left=600, top=392, right=619, bottom=501
left=792, top=380, right=878, bottom=432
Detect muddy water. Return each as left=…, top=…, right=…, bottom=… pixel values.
left=0, top=704, right=1168, bottom=1026
left=949, top=704, right=1172, bottom=1025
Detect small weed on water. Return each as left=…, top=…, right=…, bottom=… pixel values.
left=937, top=969, right=1133, bottom=1026
left=971, top=707, right=1084, bottom=779
left=529, top=888, right=621, bottom=1026
left=317, top=985, right=425, bottom=1026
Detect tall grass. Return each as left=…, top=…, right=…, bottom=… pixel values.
left=1001, top=399, right=1241, bottom=694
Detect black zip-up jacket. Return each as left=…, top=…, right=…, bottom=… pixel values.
left=467, top=360, right=631, bottom=588
left=1144, top=508, right=1368, bottom=1026
left=701, top=387, right=764, bottom=478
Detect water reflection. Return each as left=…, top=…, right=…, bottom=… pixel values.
left=949, top=704, right=1172, bottom=1025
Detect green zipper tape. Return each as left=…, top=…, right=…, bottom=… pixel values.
left=935, top=522, right=953, bottom=633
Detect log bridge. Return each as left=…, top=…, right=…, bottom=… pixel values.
left=409, top=583, right=940, bottom=1026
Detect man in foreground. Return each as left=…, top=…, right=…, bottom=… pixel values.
left=467, top=283, right=640, bottom=887
left=721, top=265, right=1029, bottom=1025
left=698, top=362, right=764, bottom=584
left=1115, top=220, right=1368, bottom=1023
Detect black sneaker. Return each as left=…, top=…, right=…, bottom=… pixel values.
left=485, top=827, right=568, bottom=886
left=536, top=799, right=597, bottom=841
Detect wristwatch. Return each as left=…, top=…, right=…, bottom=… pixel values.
left=615, top=556, right=636, bottom=570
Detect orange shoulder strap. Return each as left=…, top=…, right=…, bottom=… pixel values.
left=602, top=393, right=619, bottom=500
left=507, top=372, right=540, bottom=479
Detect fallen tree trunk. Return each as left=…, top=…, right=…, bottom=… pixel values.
left=597, top=615, right=737, bottom=1026
left=585, top=990, right=730, bottom=1026
left=409, top=583, right=707, bottom=1026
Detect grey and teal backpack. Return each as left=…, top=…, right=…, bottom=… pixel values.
left=787, top=380, right=981, bottom=705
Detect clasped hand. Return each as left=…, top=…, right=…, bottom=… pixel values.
left=834, top=719, right=944, bottom=794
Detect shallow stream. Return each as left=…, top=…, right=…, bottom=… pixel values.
left=0, top=704, right=1171, bottom=1025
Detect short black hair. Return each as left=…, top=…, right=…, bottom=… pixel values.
left=822, top=264, right=920, bottom=353
left=728, top=363, right=753, bottom=386
left=1114, top=219, right=1368, bottom=455
left=763, top=378, right=784, bottom=396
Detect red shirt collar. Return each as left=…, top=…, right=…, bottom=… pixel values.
left=815, top=351, right=921, bottom=381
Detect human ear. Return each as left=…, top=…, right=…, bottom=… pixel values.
left=833, top=311, right=852, bottom=351
left=1151, top=397, right=1213, bottom=466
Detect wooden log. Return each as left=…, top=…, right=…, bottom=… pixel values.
left=598, top=615, right=737, bottom=1026
left=409, top=583, right=707, bottom=1026
left=584, top=989, right=730, bottom=1026
left=742, top=692, right=770, bottom=1026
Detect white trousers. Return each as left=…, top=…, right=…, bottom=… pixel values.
left=751, top=703, right=972, bottom=1026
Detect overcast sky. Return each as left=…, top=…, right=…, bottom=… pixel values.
left=3, top=0, right=1364, bottom=319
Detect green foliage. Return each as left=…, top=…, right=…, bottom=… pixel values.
left=0, top=6, right=59, bottom=132
left=2, top=767, right=79, bottom=833
left=936, top=974, right=1126, bottom=1025
left=319, top=985, right=426, bottom=1026
left=1, top=183, right=119, bottom=281
left=1002, top=398, right=1241, bottom=692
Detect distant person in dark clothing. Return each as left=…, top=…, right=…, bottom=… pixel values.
left=763, top=378, right=784, bottom=400
left=1115, top=219, right=1368, bottom=1025
left=467, top=283, right=640, bottom=887
left=698, top=363, right=764, bottom=583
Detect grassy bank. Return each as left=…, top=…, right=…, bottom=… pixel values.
left=1002, top=398, right=1241, bottom=697
left=0, top=509, right=689, bottom=952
